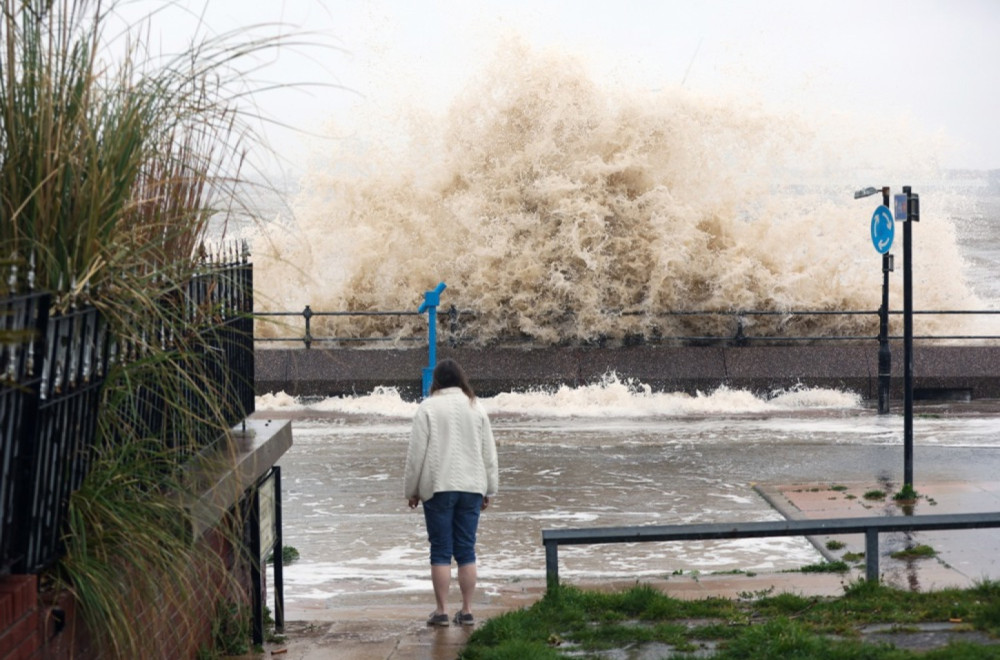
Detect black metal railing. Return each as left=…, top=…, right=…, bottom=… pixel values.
left=253, top=305, right=1000, bottom=348
left=0, top=246, right=255, bottom=574
left=254, top=307, right=424, bottom=349
left=21, top=302, right=111, bottom=573
left=0, top=289, right=51, bottom=574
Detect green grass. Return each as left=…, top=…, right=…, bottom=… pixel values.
left=461, top=580, right=1000, bottom=659
left=799, top=560, right=851, bottom=573
left=890, top=544, right=937, bottom=560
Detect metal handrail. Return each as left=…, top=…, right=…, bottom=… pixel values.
left=253, top=305, right=1000, bottom=348
left=254, top=306, right=424, bottom=349
left=542, top=511, right=1000, bottom=588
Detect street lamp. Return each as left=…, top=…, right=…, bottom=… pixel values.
left=900, top=186, right=919, bottom=496
left=854, top=186, right=893, bottom=415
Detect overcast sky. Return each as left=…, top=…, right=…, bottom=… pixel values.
left=117, top=0, right=1000, bottom=173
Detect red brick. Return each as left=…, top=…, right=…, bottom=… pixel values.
left=0, top=610, right=38, bottom=660
left=5, top=629, right=39, bottom=660
left=0, top=592, right=13, bottom=631
left=0, top=577, right=36, bottom=618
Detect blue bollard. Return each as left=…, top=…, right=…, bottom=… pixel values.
left=418, top=282, right=446, bottom=398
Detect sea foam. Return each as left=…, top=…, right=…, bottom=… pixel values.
left=253, top=38, right=991, bottom=345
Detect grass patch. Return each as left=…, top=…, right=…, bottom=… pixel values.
left=825, top=540, right=847, bottom=551
left=894, top=485, right=919, bottom=502
left=863, top=490, right=887, bottom=501
left=714, top=568, right=757, bottom=577
left=265, top=546, right=300, bottom=565
left=798, top=560, right=851, bottom=573
left=461, top=580, right=1000, bottom=659
left=890, top=544, right=937, bottom=560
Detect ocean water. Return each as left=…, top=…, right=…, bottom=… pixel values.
left=232, top=42, right=1000, bottom=346
left=258, top=382, right=1000, bottom=613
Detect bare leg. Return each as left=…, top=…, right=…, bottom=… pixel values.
left=431, top=564, right=451, bottom=614
left=457, top=562, right=477, bottom=614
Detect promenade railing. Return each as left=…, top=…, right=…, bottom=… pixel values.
left=253, top=305, right=1000, bottom=348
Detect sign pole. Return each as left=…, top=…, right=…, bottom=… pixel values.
left=878, top=187, right=892, bottom=414
left=901, top=186, right=919, bottom=493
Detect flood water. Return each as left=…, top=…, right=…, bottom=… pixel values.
left=255, top=386, right=1000, bottom=615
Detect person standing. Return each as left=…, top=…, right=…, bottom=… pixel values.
left=404, top=359, right=499, bottom=627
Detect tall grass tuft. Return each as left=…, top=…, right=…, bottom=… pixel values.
left=0, top=0, right=253, bottom=301
left=1, top=0, right=295, bottom=655
left=59, top=437, right=243, bottom=658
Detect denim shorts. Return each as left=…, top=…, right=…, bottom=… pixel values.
left=422, top=491, right=483, bottom=566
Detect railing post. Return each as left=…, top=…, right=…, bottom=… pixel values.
left=544, top=539, right=560, bottom=590
left=247, top=483, right=263, bottom=647
left=733, top=315, right=747, bottom=347
left=417, top=282, right=446, bottom=398
left=447, top=304, right=458, bottom=347
left=272, top=466, right=284, bottom=634
left=302, top=305, right=313, bottom=350
left=865, top=528, right=880, bottom=583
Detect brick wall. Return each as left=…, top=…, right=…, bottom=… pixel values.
left=0, top=527, right=251, bottom=659
left=0, top=576, right=38, bottom=660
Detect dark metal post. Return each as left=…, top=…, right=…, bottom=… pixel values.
left=249, top=486, right=263, bottom=646
left=865, top=528, right=880, bottom=582
left=902, top=186, right=917, bottom=490
left=273, top=466, right=284, bottom=633
left=544, top=539, right=559, bottom=590
left=878, top=187, right=892, bottom=414
left=302, top=305, right=313, bottom=350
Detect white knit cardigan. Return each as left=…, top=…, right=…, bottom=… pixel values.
left=404, top=387, right=499, bottom=503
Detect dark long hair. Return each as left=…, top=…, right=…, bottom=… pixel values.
left=430, top=358, right=476, bottom=401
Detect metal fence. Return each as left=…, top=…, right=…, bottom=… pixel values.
left=0, top=288, right=51, bottom=574
left=255, top=306, right=424, bottom=349
left=21, top=302, right=111, bottom=574
left=254, top=305, right=1000, bottom=348
left=0, top=247, right=254, bottom=574
left=542, top=511, right=1000, bottom=588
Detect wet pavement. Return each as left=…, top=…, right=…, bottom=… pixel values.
left=249, top=478, right=1000, bottom=659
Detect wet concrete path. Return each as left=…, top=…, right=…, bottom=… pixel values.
left=248, top=403, right=1000, bottom=658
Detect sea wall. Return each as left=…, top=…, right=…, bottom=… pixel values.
left=255, top=344, right=1000, bottom=401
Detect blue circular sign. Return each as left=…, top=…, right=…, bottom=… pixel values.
left=871, top=205, right=894, bottom=254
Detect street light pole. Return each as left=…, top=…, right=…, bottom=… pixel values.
left=854, top=185, right=893, bottom=415
left=902, top=186, right=919, bottom=493
left=878, top=187, right=892, bottom=414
